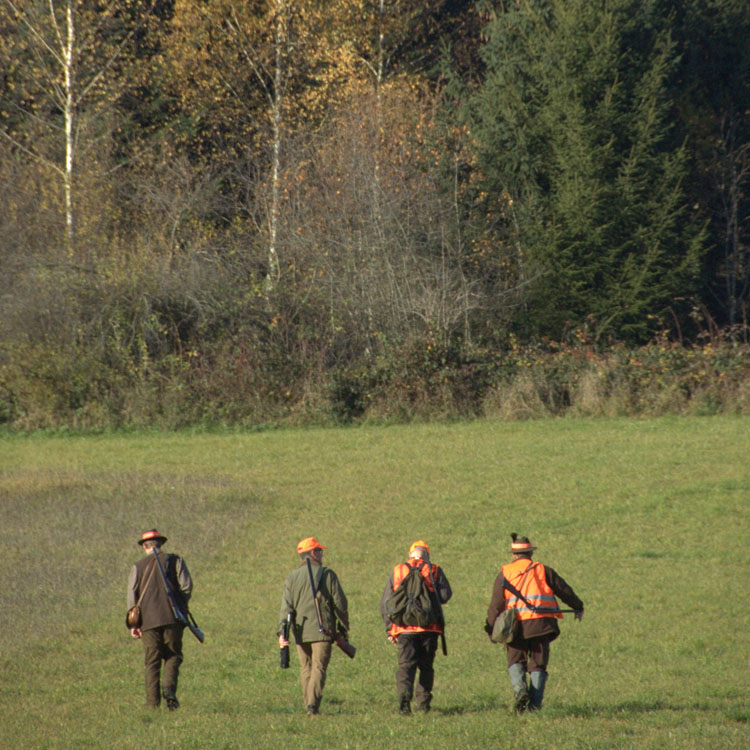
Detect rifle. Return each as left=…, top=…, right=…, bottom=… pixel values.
left=280, top=612, right=292, bottom=669
left=305, top=558, right=356, bottom=659
left=424, top=555, right=447, bottom=656
left=151, top=548, right=205, bottom=644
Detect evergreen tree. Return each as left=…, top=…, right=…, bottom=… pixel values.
left=671, top=0, right=750, bottom=332
left=460, top=0, right=705, bottom=342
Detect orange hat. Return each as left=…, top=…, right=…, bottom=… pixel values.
left=297, top=537, right=326, bottom=554
left=409, top=539, right=430, bottom=557
left=138, top=529, right=167, bottom=546
left=510, top=533, right=536, bottom=554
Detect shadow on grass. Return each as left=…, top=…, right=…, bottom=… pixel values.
left=434, top=698, right=740, bottom=720
left=434, top=696, right=505, bottom=716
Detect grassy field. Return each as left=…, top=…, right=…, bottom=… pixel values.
left=1, top=416, right=749, bottom=749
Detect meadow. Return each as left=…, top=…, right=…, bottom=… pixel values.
left=1, top=416, right=748, bottom=749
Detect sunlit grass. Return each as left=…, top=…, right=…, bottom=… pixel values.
left=1, top=416, right=749, bottom=749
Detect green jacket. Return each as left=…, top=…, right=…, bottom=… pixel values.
left=279, top=561, right=349, bottom=644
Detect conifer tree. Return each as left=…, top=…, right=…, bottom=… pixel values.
left=461, top=0, right=705, bottom=341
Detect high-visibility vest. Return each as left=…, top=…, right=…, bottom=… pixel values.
left=502, top=558, right=563, bottom=620
left=389, top=559, right=443, bottom=636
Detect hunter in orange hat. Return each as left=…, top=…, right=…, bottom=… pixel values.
left=278, top=537, right=349, bottom=716
left=296, top=537, right=327, bottom=554
left=380, top=539, right=452, bottom=715
left=127, top=529, right=194, bottom=710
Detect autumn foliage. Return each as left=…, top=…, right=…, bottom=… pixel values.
left=0, top=0, right=748, bottom=430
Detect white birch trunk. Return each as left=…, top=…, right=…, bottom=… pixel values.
left=63, top=0, right=75, bottom=255
left=266, top=1, right=284, bottom=292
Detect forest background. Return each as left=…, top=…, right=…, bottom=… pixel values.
left=1, top=0, right=749, bottom=431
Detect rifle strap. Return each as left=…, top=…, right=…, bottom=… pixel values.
left=505, top=561, right=538, bottom=612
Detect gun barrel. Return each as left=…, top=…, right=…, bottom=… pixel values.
left=280, top=612, right=292, bottom=669
left=305, top=558, right=325, bottom=634
left=306, top=558, right=356, bottom=659
left=335, top=635, right=356, bottom=659
left=152, top=547, right=204, bottom=643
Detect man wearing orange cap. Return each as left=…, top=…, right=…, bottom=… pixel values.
left=127, top=529, right=193, bottom=710
left=380, top=540, right=452, bottom=715
left=278, top=537, right=349, bottom=715
left=485, top=533, right=583, bottom=713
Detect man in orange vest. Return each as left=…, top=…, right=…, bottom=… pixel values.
left=485, top=533, right=584, bottom=713
left=380, top=540, right=452, bottom=715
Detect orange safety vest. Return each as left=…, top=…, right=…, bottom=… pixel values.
left=502, top=558, right=563, bottom=621
left=388, top=559, right=443, bottom=636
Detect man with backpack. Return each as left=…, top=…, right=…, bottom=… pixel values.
left=380, top=540, right=452, bottom=715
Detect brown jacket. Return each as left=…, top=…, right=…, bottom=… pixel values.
left=128, top=551, right=193, bottom=631
left=486, top=559, right=583, bottom=641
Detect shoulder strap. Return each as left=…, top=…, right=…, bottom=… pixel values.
left=504, top=561, right=539, bottom=611
left=135, top=558, right=158, bottom=607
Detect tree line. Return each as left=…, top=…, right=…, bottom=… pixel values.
left=0, top=0, right=748, bottom=429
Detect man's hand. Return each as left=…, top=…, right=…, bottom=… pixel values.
left=130, top=627, right=142, bottom=639
left=387, top=634, right=398, bottom=645
left=278, top=635, right=289, bottom=648
left=574, top=610, right=584, bottom=622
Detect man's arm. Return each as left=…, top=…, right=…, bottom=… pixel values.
left=434, top=566, right=452, bottom=604
left=176, top=557, right=193, bottom=600
left=328, top=570, right=349, bottom=633
left=127, top=565, right=138, bottom=609
left=127, top=565, right=142, bottom=638
left=278, top=574, right=295, bottom=634
left=544, top=566, right=584, bottom=612
left=485, top=573, right=506, bottom=632
left=380, top=571, right=396, bottom=630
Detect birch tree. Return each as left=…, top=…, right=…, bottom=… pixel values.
left=167, top=0, right=353, bottom=291
left=0, top=0, right=160, bottom=257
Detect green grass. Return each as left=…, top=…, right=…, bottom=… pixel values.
left=1, top=416, right=749, bottom=749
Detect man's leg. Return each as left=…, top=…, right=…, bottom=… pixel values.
left=414, top=633, right=438, bottom=712
left=506, top=641, right=530, bottom=713
left=307, top=641, right=332, bottom=713
left=141, top=629, right=164, bottom=708
left=161, top=624, right=185, bottom=710
left=396, top=635, right=419, bottom=714
left=296, top=643, right=314, bottom=711
left=527, top=637, right=551, bottom=711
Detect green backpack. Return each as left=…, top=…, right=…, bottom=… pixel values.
left=386, top=562, right=438, bottom=629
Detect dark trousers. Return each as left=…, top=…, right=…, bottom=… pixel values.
left=141, top=624, right=184, bottom=707
left=397, top=632, right=438, bottom=708
left=506, top=633, right=551, bottom=672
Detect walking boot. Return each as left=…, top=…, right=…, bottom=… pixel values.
left=162, top=688, right=180, bottom=711
left=414, top=697, right=431, bottom=713
left=399, top=697, right=412, bottom=715
left=508, top=663, right=529, bottom=713
left=528, top=669, right=548, bottom=711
